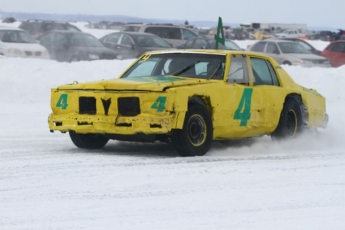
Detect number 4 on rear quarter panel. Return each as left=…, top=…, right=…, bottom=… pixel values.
left=56, top=94, right=68, bottom=110
left=234, top=88, right=253, bottom=126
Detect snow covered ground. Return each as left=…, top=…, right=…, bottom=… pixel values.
left=1, top=22, right=345, bottom=230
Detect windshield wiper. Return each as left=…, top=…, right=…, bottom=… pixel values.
left=170, top=60, right=201, bottom=76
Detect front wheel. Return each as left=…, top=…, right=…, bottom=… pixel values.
left=69, top=131, right=109, bottom=149
left=171, top=104, right=213, bottom=157
left=271, top=98, right=304, bottom=140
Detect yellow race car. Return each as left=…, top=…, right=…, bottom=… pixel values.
left=48, top=50, right=328, bottom=157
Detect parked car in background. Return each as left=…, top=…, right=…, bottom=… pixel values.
left=225, top=28, right=249, bottom=40
left=0, top=27, right=50, bottom=59
left=2, top=17, right=16, bottom=23
left=321, top=40, right=345, bottom=67
left=275, top=29, right=307, bottom=39
left=19, top=20, right=81, bottom=38
left=120, top=23, right=200, bottom=47
left=253, top=30, right=274, bottom=40
left=37, top=31, right=119, bottom=62
left=278, top=38, right=321, bottom=55
left=99, top=31, right=174, bottom=59
left=307, top=30, right=338, bottom=41
left=248, top=39, right=331, bottom=67
left=176, top=37, right=242, bottom=50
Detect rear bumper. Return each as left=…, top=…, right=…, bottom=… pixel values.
left=48, top=113, right=174, bottom=134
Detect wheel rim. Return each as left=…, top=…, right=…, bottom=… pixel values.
left=187, top=114, right=207, bottom=146
left=286, top=109, right=298, bottom=137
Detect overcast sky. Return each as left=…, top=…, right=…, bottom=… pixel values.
left=0, top=0, right=343, bottom=28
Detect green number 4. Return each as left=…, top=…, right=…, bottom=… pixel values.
left=56, top=94, right=68, bottom=110
left=151, top=96, right=166, bottom=112
left=214, top=17, right=225, bottom=49
left=234, top=88, right=253, bottom=126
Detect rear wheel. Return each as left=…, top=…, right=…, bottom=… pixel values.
left=171, top=104, right=213, bottom=157
left=271, top=98, right=304, bottom=139
left=283, top=61, right=292, bottom=65
left=69, top=131, right=109, bottom=149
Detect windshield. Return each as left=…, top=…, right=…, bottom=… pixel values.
left=121, top=53, right=226, bottom=80
left=133, top=34, right=171, bottom=48
left=0, top=30, right=36, bottom=43
left=70, top=34, right=104, bottom=47
left=278, top=42, right=311, bottom=54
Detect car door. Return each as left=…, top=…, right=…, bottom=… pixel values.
left=218, top=55, right=269, bottom=138
left=323, top=42, right=345, bottom=67
left=118, top=34, right=137, bottom=59
left=102, top=33, right=121, bottom=51
left=265, top=42, right=283, bottom=63
left=38, top=32, right=55, bottom=59
left=53, top=33, right=69, bottom=62
left=247, top=56, right=284, bottom=133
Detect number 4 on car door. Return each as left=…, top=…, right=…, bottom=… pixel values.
left=233, top=88, right=253, bottom=126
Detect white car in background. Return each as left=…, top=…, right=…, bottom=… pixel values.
left=0, top=27, right=50, bottom=59
left=275, top=29, right=307, bottom=39
left=248, top=39, right=331, bottom=68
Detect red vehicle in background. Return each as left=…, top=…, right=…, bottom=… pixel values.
left=321, top=40, right=345, bottom=67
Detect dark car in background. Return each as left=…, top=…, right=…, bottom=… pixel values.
left=2, top=17, right=16, bottom=23
left=278, top=38, right=321, bottom=55
left=120, top=23, right=200, bottom=47
left=225, top=28, right=249, bottom=40
left=99, top=31, right=174, bottom=59
left=176, top=37, right=242, bottom=50
left=37, top=31, right=119, bottom=62
left=19, top=20, right=81, bottom=38
left=321, top=40, right=345, bottom=67
left=307, top=30, right=338, bottom=41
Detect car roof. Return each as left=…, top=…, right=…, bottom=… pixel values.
left=142, top=49, right=259, bottom=56
left=42, top=30, right=86, bottom=35
left=260, top=38, right=297, bottom=43
left=112, top=31, right=159, bottom=36
left=123, top=23, right=185, bottom=28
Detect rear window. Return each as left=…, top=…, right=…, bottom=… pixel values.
left=251, top=42, right=266, bottom=52
left=122, top=26, right=140, bottom=32
left=327, top=43, right=345, bottom=53
left=145, top=27, right=181, bottom=39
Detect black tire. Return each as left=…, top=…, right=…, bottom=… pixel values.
left=69, top=131, right=109, bottom=149
left=171, top=104, right=213, bottom=157
left=271, top=98, right=304, bottom=140
left=283, top=61, right=292, bottom=65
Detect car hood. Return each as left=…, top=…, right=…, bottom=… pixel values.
left=57, top=75, right=217, bottom=92
left=284, top=53, right=328, bottom=60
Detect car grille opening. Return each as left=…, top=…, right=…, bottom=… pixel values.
left=35, top=51, right=42, bottom=56
left=118, top=97, right=140, bottom=116
left=79, top=97, right=96, bottom=115
left=25, top=51, right=32, bottom=56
